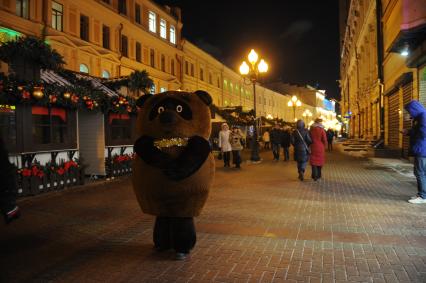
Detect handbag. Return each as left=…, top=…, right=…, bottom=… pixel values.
left=296, top=129, right=311, bottom=155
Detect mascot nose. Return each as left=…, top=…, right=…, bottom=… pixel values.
left=159, top=111, right=177, bottom=124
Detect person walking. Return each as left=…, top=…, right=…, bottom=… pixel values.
left=218, top=123, right=232, bottom=167
left=326, top=128, right=335, bottom=151
left=403, top=100, right=426, bottom=204
left=281, top=126, right=291, bottom=161
left=310, top=118, right=328, bottom=181
left=291, top=120, right=312, bottom=181
left=229, top=126, right=244, bottom=168
left=270, top=124, right=282, bottom=161
left=0, top=137, right=20, bottom=224
left=262, top=130, right=270, bottom=150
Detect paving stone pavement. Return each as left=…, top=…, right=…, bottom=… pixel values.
left=1, top=149, right=426, bottom=283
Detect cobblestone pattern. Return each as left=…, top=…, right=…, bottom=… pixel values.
left=1, top=149, right=426, bottom=282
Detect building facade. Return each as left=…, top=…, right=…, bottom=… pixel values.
left=340, top=0, right=426, bottom=157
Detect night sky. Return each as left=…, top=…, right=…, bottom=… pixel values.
left=155, top=0, right=340, bottom=100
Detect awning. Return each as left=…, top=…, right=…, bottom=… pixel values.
left=41, top=69, right=72, bottom=86
left=75, top=73, right=119, bottom=98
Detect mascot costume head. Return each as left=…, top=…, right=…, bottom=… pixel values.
left=132, top=90, right=215, bottom=217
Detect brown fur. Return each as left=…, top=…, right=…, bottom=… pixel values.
left=132, top=91, right=215, bottom=217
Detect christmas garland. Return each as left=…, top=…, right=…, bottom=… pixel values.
left=0, top=72, right=138, bottom=114
left=210, top=104, right=255, bottom=126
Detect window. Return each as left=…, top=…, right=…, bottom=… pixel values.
left=160, top=87, right=167, bottom=93
left=80, top=14, right=89, bottom=41
left=109, top=114, right=131, bottom=141
left=160, top=19, right=167, bottom=39
left=118, top=0, right=127, bottom=15
left=149, top=11, right=156, bottom=32
left=16, top=0, right=29, bottom=19
left=121, top=35, right=128, bottom=57
left=185, top=61, right=189, bottom=75
left=150, top=83, right=156, bottom=94
left=171, top=59, right=175, bottom=76
left=200, top=68, right=204, bottom=81
left=102, top=25, right=110, bottom=49
left=217, top=78, right=220, bottom=88
left=136, top=42, right=141, bottom=62
left=32, top=106, right=68, bottom=145
left=190, top=64, right=194, bottom=76
left=0, top=105, right=17, bottom=152
left=229, top=82, right=233, bottom=93
left=209, top=73, right=212, bottom=84
left=135, top=3, right=141, bottom=24
left=170, top=25, right=176, bottom=44
left=79, top=64, right=89, bottom=73
left=161, top=55, right=165, bottom=72
left=150, top=49, right=155, bottom=67
left=102, top=70, right=110, bottom=78
left=51, top=1, right=63, bottom=31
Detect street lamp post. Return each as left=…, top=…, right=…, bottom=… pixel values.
left=287, top=95, right=302, bottom=122
left=302, top=109, right=313, bottom=125
left=239, top=49, right=268, bottom=162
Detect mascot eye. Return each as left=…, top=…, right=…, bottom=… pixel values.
left=176, top=105, right=183, bottom=113
left=158, top=106, right=165, bottom=114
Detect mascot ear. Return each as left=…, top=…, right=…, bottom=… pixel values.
left=195, top=90, right=212, bottom=106
left=136, top=94, right=153, bottom=108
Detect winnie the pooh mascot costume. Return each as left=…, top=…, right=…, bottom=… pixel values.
left=132, top=90, right=215, bottom=260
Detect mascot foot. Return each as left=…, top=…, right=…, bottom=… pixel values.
left=154, top=245, right=170, bottom=252
left=175, top=252, right=188, bottom=260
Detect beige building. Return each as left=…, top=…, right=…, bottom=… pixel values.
left=0, top=0, right=333, bottom=123
left=340, top=0, right=426, bottom=157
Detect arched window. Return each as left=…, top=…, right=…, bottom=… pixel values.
left=102, top=70, right=110, bottom=78
left=79, top=64, right=89, bottom=74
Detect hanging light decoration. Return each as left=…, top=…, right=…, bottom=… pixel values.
left=32, top=87, right=44, bottom=99
left=63, top=92, right=71, bottom=99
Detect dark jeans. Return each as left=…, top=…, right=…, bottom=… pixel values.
left=414, top=157, right=426, bottom=199
left=312, top=165, right=322, bottom=180
left=232, top=150, right=241, bottom=167
left=327, top=140, right=333, bottom=151
left=297, top=161, right=307, bottom=174
left=223, top=151, right=231, bottom=167
left=153, top=217, right=196, bottom=253
left=272, top=143, right=280, bottom=160
left=282, top=146, right=290, bottom=161
left=264, top=142, right=270, bottom=149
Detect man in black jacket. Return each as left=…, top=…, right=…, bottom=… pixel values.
left=281, top=126, right=291, bottom=161
left=270, top=124, right=282, bottom=161
left=0, top=137, right=20, bottom=224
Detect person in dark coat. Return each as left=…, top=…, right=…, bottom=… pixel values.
left=403, top=100, right=426, bottom=204
left=310, top=118, right=328, bottom=181
left=0, top=137, right=20, bottom=224
left=281, top=126, right=291, bottom=161
left=291, top=120, right=312, bottom=181
left=270, top=124, right=282, bottom=161
left=326, top=128, right=335, bottom=151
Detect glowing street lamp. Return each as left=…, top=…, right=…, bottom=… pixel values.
left=287, top=95, right=302, bottom=121
left=302, top=109, right=313, bottom=124
left=239, top=49, right=268, bottom=162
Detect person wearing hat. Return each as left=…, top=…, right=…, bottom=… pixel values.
left=309, top=118, right=328, bottom=181
left=229, top=125, right=244, bottom=168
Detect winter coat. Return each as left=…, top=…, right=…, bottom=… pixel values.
left=404, top=100, right=426, bottom=157
left=229, top=130, right=243, bottom=151
left=309, top=123, right=328, bottom=166
left=0, top=138, right=17, bottom=214
left=281, top=130, right=291, bottom=147
left=262, top=131, right=270, bottom=142
left=218, top=129, right=232, bottom=152
left=270, top=128, right=282, bottom=144
left=326, top=129, right=334, bottom=142
left=291, top=121, right=312, bottom=162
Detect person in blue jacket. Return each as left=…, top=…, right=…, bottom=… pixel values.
left=403, top=100, right=426, bottom=204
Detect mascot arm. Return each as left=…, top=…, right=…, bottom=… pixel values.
left=134, top=135, right=172, bottom=169
left=163, top=135, right=210, bottom=181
